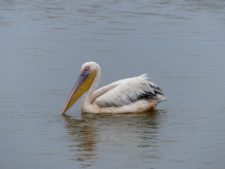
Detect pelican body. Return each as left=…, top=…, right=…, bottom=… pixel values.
left=61, top=62, right=166, bottom=114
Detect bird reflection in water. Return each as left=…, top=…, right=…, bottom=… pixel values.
left=62, top=110, right=166, bottom=168
left=62, top=114, right=98, bottom=167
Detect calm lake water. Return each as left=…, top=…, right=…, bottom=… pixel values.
left=1, top=0, right=225, bottom=169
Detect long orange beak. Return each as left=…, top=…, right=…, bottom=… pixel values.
left=61, top=69, right=96, bottom=115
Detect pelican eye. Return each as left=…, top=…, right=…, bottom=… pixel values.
left=83, top=67, right=90, bottom=75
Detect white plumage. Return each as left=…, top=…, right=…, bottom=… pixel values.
left=95, top=74, right=166, bottom=108
left=62, top=62, right=166, bottom=114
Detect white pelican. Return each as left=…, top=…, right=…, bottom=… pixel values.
left=61, top=62, right=166, bottom=114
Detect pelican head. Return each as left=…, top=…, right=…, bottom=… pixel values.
left=61, top=62, right=100, bottom=114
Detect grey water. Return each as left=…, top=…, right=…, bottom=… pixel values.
left=1, top=0, right=225, bottom=168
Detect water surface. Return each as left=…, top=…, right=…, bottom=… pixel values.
left=1, top=0, right=225, bottom=169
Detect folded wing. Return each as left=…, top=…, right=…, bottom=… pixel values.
left=95, top=74, right=166, bottom=107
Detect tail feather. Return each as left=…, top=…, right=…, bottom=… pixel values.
left=156, top=94, right=167, bottom=102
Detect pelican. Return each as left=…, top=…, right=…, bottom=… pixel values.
left=61, top=62, right=166, bottom=114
